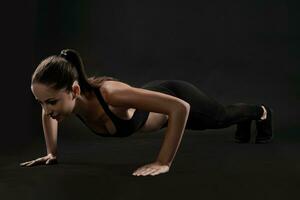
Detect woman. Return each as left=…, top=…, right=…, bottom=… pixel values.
left=20, top=49, right=273, bottom=176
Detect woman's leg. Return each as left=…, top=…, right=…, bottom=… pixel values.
left=146, top=80, right=265, bottom=142
left=214, top=103, right=264, bottom=129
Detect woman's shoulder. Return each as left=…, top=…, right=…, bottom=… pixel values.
left=88, top=76, right=127, bottom=89
left=101, top=80, right=132, bottom=93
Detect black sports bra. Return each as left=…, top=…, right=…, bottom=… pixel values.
left=76, top=87, right=150, bottom=137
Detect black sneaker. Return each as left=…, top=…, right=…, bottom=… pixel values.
left=234, top=120, right=252, bottom=143
left=255, top=104, right=274, bottom=143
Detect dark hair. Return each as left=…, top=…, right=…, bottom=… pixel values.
left=31, top=49, right=119, bottom=94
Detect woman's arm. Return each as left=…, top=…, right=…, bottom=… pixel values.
left=41, top=108, right=58, bottom=156
left=101, top=81, right=190, bottom=176
left=20, top=109, right=58, bottom=167
left=155, top=104, right=190, bottom=167
left=131, top=104, right=190, bottom=176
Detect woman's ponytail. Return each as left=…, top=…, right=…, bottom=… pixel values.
left=32, top=48, right=119, bottom=93
left=59, top=49, right=92, bottom=93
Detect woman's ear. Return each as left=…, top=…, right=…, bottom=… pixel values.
left=71, top=81, right=80, bottom=99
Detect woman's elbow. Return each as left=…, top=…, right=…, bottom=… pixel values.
left=174, top=101, right=190, bottom=114
left=183, top=102, right=190, bottom=111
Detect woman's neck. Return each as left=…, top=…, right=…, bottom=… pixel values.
left=72, top=91, right=93, bottom=119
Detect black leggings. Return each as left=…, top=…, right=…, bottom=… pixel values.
left=141, top=80, right=264, bottom=130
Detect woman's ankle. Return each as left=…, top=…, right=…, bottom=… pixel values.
left=260, top=105, right=267, bottom=120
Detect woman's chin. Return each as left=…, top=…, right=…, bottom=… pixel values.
left=54, top=115, right=64, bottom=122
left=56, top=118, right=63, bottom=122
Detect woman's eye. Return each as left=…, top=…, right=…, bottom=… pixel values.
left=48, top=100, right=58, bottom=105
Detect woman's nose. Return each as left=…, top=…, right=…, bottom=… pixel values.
left=46, top=110, right=53, bottom=116
left=43, top=106, right=53, bottom=116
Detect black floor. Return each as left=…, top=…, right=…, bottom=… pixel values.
left=1, top=127, right=300, bottom=200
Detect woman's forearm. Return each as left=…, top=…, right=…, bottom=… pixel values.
left=155, top=104, right=190, bottom=167
left=42, top=109, right=58, bottom=156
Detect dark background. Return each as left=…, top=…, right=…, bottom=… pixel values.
left=0, top=0, right=299, bottom=199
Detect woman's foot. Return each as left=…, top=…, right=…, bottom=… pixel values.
left=234, top=120, right=252, bottom=143
left=255, top=104, right=274, bottom=143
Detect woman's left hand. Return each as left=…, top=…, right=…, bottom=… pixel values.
left=132, top=161, right=170, bottom=176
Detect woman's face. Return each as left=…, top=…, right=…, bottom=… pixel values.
left=31, top=83, right=77, bottom=122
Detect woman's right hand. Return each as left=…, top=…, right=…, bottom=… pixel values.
left=20, top=153, right=58, bottom=167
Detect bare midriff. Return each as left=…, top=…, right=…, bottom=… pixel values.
left=105, top=107, right=169, bottom=134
